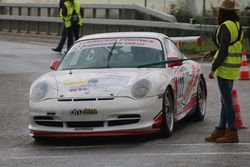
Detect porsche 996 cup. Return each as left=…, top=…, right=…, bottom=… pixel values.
left=29, top=32, right=207, bottom=140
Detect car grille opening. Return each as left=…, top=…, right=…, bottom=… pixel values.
left=108, top=119, right=140, bottom=126
left=108, top=114, right=141, bottom=126
left=33, top=116, right=54, bottom=120
left=118, top=114, right=140, bottom=119
left=33, top=114, right=141, bottom=128
left=66, top=121, right=104, bottom=128
left=33, top=116, right=63, bottom=127
left=35, top=121, right=63, bottom=127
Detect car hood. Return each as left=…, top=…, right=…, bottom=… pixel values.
left=53, top=68, right=169, bottom=98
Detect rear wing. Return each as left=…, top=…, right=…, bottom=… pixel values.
left=170, top=36, right=202, bottom=48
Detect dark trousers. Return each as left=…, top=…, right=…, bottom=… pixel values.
left=66, top=22, right=80, bottom=50
left=55, top=26, right=67, bottom=51
left=217, top=76, right=236, bottom=129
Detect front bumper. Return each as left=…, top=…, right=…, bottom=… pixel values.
left=29, top=96, right=162, bottom=137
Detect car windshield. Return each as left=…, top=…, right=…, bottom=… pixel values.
left=58, top=37, right=165, bottom=70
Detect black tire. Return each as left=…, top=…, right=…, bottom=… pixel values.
left=160, top=87, right=174, bottom=137
left=192, top=77, right=206, bottom=121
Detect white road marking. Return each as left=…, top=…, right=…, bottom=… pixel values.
left=1, top=143, right=250, bottom=160
left=3, top=152, right=250, bottom=160
left=156, top=143, right=250, bottom=146
left=2, top=142, right=250, bottom=151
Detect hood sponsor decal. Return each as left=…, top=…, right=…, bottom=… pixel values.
left=69, top=85, right=89, bottom=92
left=67, top=75, right=132, bottom=92
left=93, top=76, right=131, bottom=88
left=87, top=79, right=99, bottom=86
left=64, top=80, right=86, bottom=86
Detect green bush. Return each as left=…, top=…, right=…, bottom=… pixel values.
left=170, top=1, right=193, bottom=23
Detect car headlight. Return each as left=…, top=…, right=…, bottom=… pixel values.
left=131, top=79, right=151, bottom=99
left=31, top=81, right=49, bottom=102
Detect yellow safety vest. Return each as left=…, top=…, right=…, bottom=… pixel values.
left=213, top=20, right=243, bottom=80
left=63, top=0, right=82, bottom=28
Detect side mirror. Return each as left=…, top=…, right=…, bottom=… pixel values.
left=168, top=57, right=182, bottom=67
left=50, top=60, right=60, bottom=71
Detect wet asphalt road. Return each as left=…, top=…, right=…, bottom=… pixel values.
left=0, top=40, right=250, bottom=167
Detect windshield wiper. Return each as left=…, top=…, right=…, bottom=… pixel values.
left=107, top=41, right=117, bottom=68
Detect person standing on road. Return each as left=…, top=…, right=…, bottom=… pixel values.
left=204, top=0, right=243, bottom=143
left=52, top=0, right=67, bottom=53
left=61, top=0, right=83, bottom=50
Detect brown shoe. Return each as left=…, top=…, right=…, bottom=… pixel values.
left=216, top=129, right=239, bottom=143
left=205, top=127, right=226, bottom=142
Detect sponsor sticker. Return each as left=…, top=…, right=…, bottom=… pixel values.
left=75, top=38, right=162, bottom=50
left=64, top=80, right=86, bottom=86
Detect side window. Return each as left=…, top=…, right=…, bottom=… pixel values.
left=164, top=38, right=183, bottom=59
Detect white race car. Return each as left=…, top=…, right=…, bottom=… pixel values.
left=29, top=32, right=207, bottom=139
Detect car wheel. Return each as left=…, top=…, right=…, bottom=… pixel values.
left=160, top=87, right=174, bottom=137
left=192, top=77, right=206, bottom=121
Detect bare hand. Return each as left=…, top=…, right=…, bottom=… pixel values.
left=209, top=71, right=214, bottom=79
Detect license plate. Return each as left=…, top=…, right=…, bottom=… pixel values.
left=70, top=108, right=98, bottom=116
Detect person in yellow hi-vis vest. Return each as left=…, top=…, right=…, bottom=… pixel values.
left=61, top=0, right=83, bottom=50
left=52, top=0, right=67, bottom=53
left=204, top=0, right=243, bottom=143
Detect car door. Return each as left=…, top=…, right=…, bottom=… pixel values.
left=164, top=38, right=193, bottom=119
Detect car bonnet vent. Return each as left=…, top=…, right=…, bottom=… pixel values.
left=33, top=116, right=53, bottom=120
left=73, top=98, right=96, bottom=101
left=58, top=99, right=72, bottom=102
left=58, top=98, right=115, bottom=102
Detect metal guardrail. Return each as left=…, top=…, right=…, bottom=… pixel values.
left=0, top=3, right=176, bottom=22
left=0, top=3, right=182, bottom=36
left=0, top=14, right=218, bottom=35
left=1, top=3, right=250, bottom=54
left=2, top=3, right=247, bottom=38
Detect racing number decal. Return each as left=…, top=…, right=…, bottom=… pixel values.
left=177, top=72, right=189, bottom=99
left=177, top=77, right=184, bottom=98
